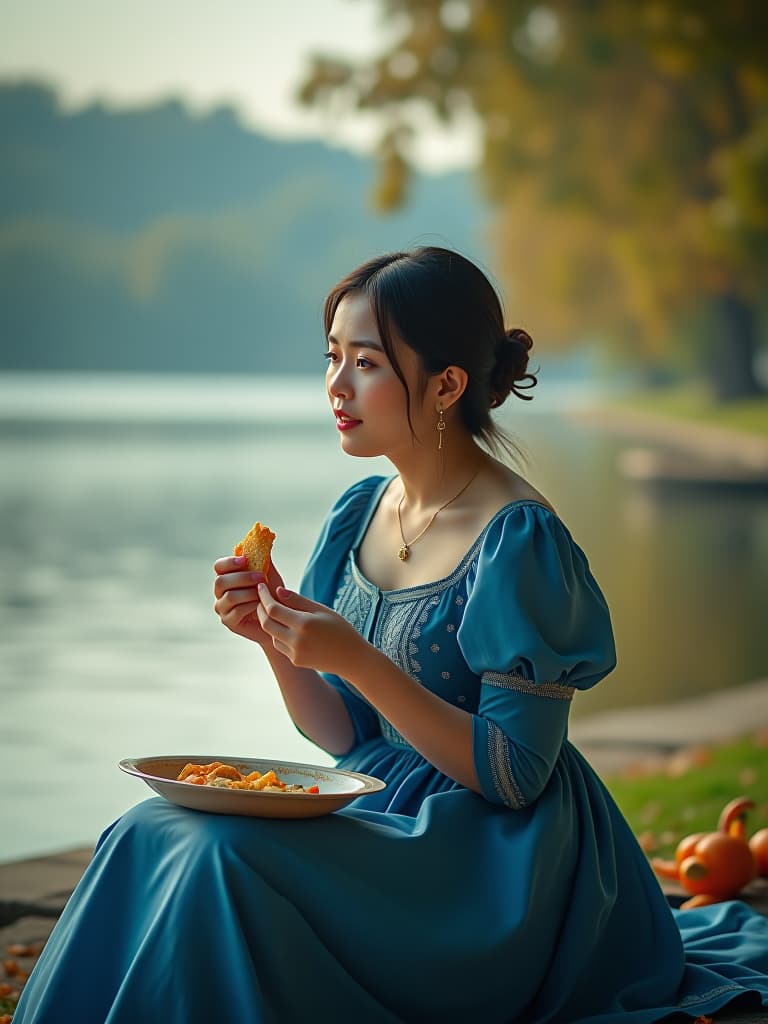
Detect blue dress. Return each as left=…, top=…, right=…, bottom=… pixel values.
left=15, top=476, right=768, bottom=1023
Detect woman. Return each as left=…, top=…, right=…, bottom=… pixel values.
left=15, top=247, right=768, bottom=1022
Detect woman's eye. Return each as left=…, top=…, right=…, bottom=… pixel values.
left=323, top=350, right=374, bottom=369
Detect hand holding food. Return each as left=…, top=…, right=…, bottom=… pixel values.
left=255, top=582, right=366, bottom=677
left=213, top=520, right=282, bottom=646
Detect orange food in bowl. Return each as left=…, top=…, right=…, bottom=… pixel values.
left=176, top=761, right=319, bottom=794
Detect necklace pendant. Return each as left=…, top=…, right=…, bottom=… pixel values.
left=397, top=545, right=410, bottom=562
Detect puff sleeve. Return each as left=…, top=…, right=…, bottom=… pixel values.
left=457, top=504, right=616, bottom=809
left=299, top=477, right=386, bottom=746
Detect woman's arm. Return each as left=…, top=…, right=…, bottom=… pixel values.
left=213, top=556, right=356, bottom=755
left=256, top=584, right=482, bottom=794
left=260, top=645, right=356, bottom=755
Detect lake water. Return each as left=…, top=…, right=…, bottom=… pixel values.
left=1, top=372, right=766, bottom=862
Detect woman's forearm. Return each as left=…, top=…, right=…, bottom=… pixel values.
left=343, top=642, right=481, bottom=794
left=261, top=645, right=356, bottom=756
left=253, top=584, right=480, bottom=787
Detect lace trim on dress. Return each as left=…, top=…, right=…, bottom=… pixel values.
left=334, top=560, right=373, bottom=635
left=348, top=554, right=378, bottom=600
left=487, top=721, right=526, bottom=809
left=482, top=671, right=575, bottom=702
left=350, top=540, right=482, bottom=603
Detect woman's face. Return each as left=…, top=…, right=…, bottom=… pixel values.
left=325, top=292, right=434, bottom=460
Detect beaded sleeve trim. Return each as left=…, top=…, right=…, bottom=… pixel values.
left=487, top=721, right=526, bottom=809
left=482, top=671, right=575, bottom=702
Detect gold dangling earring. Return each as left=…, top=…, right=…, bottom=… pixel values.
left=437, top=405, right=446, bottom=450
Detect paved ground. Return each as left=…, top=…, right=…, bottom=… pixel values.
left=569, top=677, right=768, bottom=777
left=2, top=679, right=768, bottom=1020
left=572, top=404, right=768, bottom=469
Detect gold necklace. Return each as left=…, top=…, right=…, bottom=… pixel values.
left=396, top=470, right=479, bottom=561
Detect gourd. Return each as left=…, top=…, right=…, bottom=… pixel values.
left=651, top=797, right=758, bottom=909
left=750, top=827, right=768, bottom=877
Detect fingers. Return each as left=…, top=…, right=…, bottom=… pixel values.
left=213, top=570, right=267, bottom=630
left=214, top=556, right=283, bottom=586
left=214, top=555, right=248, bottom=575
left=254, top=600, right=302, bottom=663
left=271, top=638, right=293, bottom=659
left=266, top=563, right=285, bottom=590
left=257, top=583, right=326, bottom=622
left=256, top=583, right=303, bottom=628
left=275, top=587, right=321, bottom=612
left=219, top=599, right=262, bottom=630
left=213, top=570, right=265, bottom=600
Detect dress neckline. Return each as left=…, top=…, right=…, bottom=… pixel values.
left=350, top=475, right=555, bottom=599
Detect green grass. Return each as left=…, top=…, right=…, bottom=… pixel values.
left=608, top=384, right=768, bottom=437
left=605, top=734, right=768, bottom=859
left=0, top=993, right=18, bottom=1016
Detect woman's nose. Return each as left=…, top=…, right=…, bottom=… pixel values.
left=327, top=363, right=352, bottom=400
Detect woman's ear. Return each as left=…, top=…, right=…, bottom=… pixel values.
left=433, top=365, right=468, bottom=412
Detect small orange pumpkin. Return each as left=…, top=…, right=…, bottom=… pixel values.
left=651, top=797, right=758, bottom=909
left=676, top=832, right=705, bottom=865
left=677, top=832, right=756, bottom=898
left=749, top=828, right=768, bottom=877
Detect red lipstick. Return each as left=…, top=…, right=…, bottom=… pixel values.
left=334, top=409, right=363, bottom=431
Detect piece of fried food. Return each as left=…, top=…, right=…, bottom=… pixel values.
left=176, top=761, right=320, bottom=793
left=178, top=760, right=222, bottom=781
left=234, top=521, right=276, bottom=573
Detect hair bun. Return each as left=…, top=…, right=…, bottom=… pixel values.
left=489, top=328, right=538, bottom=407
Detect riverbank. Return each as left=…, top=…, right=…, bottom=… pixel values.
left=2, top=678, right=768, bottom=1020
left=572, top=394, right=768, bottom=469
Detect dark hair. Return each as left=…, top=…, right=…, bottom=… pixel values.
left=323, top=246, right=537, bottom=458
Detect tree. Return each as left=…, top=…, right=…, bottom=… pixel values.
left=299, top=0, right=768, bottom=399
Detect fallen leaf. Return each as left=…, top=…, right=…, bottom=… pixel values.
left=6, top=942, right=42, bottom=958
left=639, top=801, right=662, bottom=825
left=665, top=747, right=712, bottom=778
left=637, top=831, right=658, bottom=853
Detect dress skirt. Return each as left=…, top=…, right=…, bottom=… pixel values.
left=13, top=738, right=768, bottom=1024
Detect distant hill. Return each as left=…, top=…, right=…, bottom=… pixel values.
left=0, top=81, right=491, bottom=373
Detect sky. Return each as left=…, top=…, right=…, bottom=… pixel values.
left=0, top=0, right=479, bottom=170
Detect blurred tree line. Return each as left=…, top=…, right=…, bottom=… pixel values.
left=0, top=83, right=487, bottom=373
left=300, top=0, right=768, bottom=400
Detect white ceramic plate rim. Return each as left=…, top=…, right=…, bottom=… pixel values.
left=118, top=754, right=386, bottom=801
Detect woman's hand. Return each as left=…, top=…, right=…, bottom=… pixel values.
left=213, top=555, right=285, bottom=646
left=255, top=584, right=366, bottom=676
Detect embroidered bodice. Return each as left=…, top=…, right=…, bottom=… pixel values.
left=300, top=475, right=616, bottom=807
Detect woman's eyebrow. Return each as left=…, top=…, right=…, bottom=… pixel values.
left=327, top=334, right=385, bottom=352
